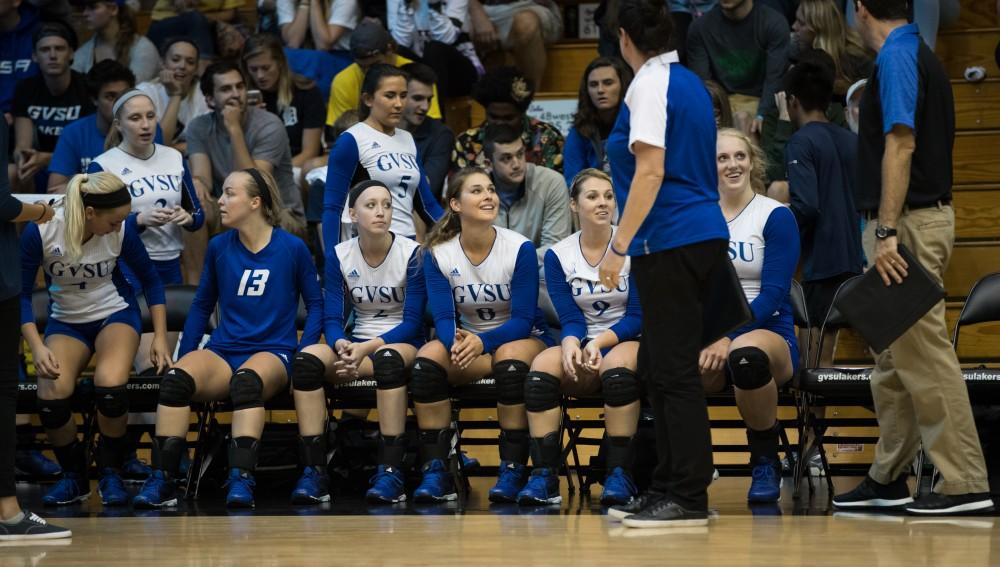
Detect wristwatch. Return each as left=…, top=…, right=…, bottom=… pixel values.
left=875, top=225, right=897, bottom=240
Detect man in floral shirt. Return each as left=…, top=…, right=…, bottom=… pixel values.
left=452, top=66, right=564, bottom=174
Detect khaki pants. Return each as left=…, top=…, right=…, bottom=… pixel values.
left=861, top=204, right=989, bottom=494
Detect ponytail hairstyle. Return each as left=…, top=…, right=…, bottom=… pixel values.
left=240, top=168, right=305, bottom=236
left=615, top=0, right=674, bottom=55
left=422, top=166, right=490, bottom=251
left=105, top=89, right=155, bottom=150
left=359, top=63, right=408, bottom=121
left=718, top=128, right=768, bottom=195
left=63, top=172, right=131, bottom=262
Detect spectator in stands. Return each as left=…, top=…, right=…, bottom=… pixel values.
left=0, top=119, right=72, bottom=541
left=667, top=0, right=716, bottom=63
left=782, top=52, right=862, bottom=364
left=484, top=123, right=570, bottom=263
left=0, top=0, right=40, bottom=118
left=832, top=0, right=993, bottom=516
left=151, top=0, right=241, bottom=23
left=400, top=63, right=453, bottom=198
left=761, top=51, right=849, bottom=200
left=687, top=0, right=789, bottom=135
left=267, top=0, right=311, bottom=48
left=309, top=0, right=360, bottom=51
left=215, top=18, right=250, bottom=61
left=136, top=37, right=210, bottom=146
left=845, top=78, right=866, bottom=134
left=701, top=128, right=800, bottom=504
left=387, top=0, right=483, bottom=97
left=304, top=108, right=358, bottom=242
left=71, top=0, right=161, bottom=84
left=145, top=4, right=218, bottom=61
left=48, top=61, right=152, bottom=193
left=11, top=22, right=94, bottom=193
left=325, top=21, right=442, bottom=127
left=564, top=56, right=633, bottom=187
left=242, top=33, right=325, bottom=185
left=467, top=0, right=561, bottom=91
left=705, top=80, right=734, bottom=129
left=185, top=61, right=305, bottom=229
left=791, top=0, right=873, bottom=100
left=453, top=66, right=564, bottom=173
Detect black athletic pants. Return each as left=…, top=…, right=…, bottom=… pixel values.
left=0, top=294, right=20, bottom=497
left=631, top=239, right=728, bottom=511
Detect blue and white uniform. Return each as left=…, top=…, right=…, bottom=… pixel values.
left=178, top=228, right=323, bottom=373
left=323, top=122, right=443, bottom=245
left=606, top=50, right=728, bottom=256
left=20, top=209, right=165, bottom=351
left=545, top=228, right=642, bottom=347
left=89, top=144, right=203, bottom=289
left=325, top=233, right=426, bottom=346
left=726, top=194, right=801, bottom=368
left=424, top=226, right=551, bottom=352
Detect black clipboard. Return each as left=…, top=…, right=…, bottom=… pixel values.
left=833, top=244, right=945, bottom=353
left=702, top=254, right=753, bottom=347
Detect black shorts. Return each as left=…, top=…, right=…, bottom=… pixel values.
left=803, top=273, right=857, bottom=328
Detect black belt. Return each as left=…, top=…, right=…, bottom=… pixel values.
left=862, top=199, right=951, bottom=221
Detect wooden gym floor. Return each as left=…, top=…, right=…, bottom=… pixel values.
left=3, top=476, right=998, bottom=565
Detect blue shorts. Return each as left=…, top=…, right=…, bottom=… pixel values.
left=45, top=304, right=142, bottom=352
left=206, top=346, right=294, bottom=377
left=122, top=258, right=182, bottom=296
left=733, top=323, right=801, bottom=373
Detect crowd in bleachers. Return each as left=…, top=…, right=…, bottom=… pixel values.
left=1, top=0, right=994, bottom=539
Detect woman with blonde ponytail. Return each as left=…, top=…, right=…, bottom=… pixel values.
left=409, top=166, right=554, bottom=503
left=20, top=171, right=170, bottom=508
left=133, top=168, right=322, bottom=510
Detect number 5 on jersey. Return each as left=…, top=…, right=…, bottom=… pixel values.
left=237, top=269, right=270, bottom=296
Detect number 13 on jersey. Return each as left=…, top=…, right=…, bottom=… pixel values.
left=237, top=269, right=270, bottom=296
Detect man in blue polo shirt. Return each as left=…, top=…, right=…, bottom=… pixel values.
left=832, top=0, right=992, bottom=516
left=47, top=60, right=162, bottom=193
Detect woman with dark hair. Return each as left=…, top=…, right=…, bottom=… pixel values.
left=323, top=64, right=443, bottom=246
left=242, top=33, right=326, bottom=182
left=452, top=66, right=564, bottom=173
left=290, top=179, right=427, bottom=505
left=598, top=0, right=730, bottom=528
left=705, top=80, right=734, bottom=129
left=72, top=0, right=161, bottom=84
left=563, top=57, right=633, bottom=187
left=136, top=37, right=209, bottom=145
left=133, top=168, right=322, bottom=509
left=411, top=166, right=553, bottom=503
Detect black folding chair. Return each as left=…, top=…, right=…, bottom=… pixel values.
left=792, top=275, right=879, bottom=498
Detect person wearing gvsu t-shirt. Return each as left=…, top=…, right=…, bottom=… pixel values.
left=12, top=22, right=95, bottom=193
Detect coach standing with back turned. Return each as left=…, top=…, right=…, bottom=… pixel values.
left=831, top=0, right=993, bottom=515
left=598, top=0, right=730, bottom=528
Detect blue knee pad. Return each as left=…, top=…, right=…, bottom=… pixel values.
left=728, top=347, right=772, bottom=391
left=410, top=357, right=449, bottom=404
left=524, top=371, right=561, bottom=412
left=230, top=369, right=264, bottom=410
